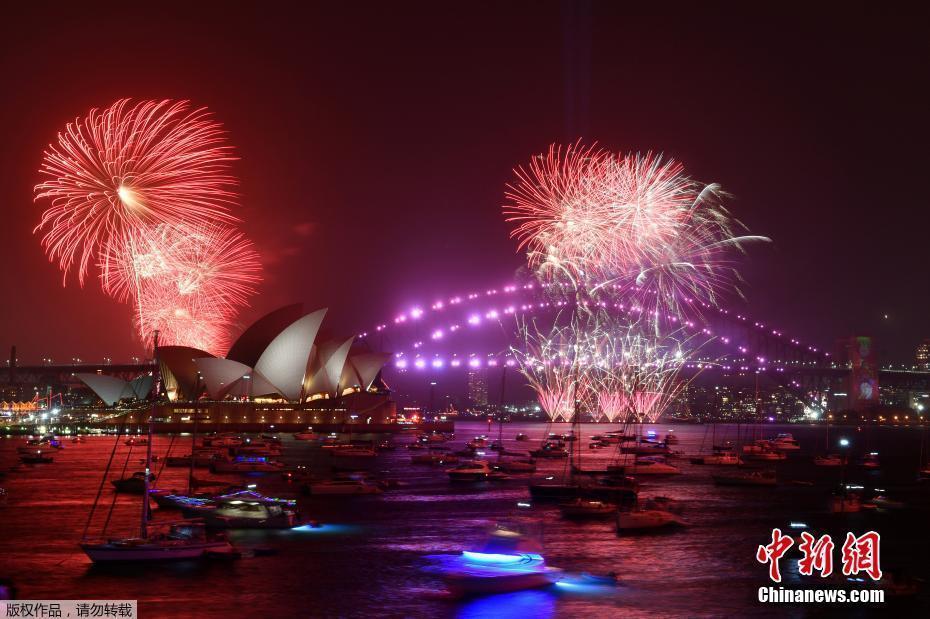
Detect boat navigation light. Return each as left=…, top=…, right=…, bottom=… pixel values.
left=789, top=522, right=808, bottom=529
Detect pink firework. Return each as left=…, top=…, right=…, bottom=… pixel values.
left=504, top=142, right=767, bottom=317
left=34, top=99, right=239, bottom=286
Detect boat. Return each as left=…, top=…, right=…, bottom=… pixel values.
left=203, top=433, right=243, bottom=448
left=690, top=451, right=741, bottom=465
left=17, top=440, right=54, bottom=454
left=210, top=456, right=284, bottom=473
left=528, top=442, right=568, bottom=459
left=813, top=454, right=844, bottom=467
left=620, top=441, right=670, bottom=455
left=294, top=431, right=320, bottom=441
left=628, top=458, right=682, bottom=475
left=330, top=447, right=377, bottom=458
left=233, top=440, right=282, bottom=457
left=616, top=507, right=686, bottom=532
left=514, top=433, right=529, bottom=442
left=741, top=440, right=774, bottom=454
left=429, top=528, right=562, bottom=595
left=712, top=470, right=777, bottom=486
left=304, top=479, right=383, bottom=495
left=743, top=448, right=786, bottom=461
left=124, top=437, right=149, bottom=446
left=70, top=436, right=86, bottom=444
left=860, top=452, right=880, bottom=469
left=19, top=451, right=54, bottom=464
left=165, top=451, right=219, bottom=468
left=411, top=452, right=459, bottom=465
left=831, top=493, right=862, bottom=513
left=663, top=432, right=679, bottom=445
left=111, top=471, right=157, bottom=494
left=559, top=499, right=615, bottom=520
left=494, top=458, right=536, bottom=473
left=771, top=433, right=800, bottom=451
left=80, top=520, right=233, bottom=562
left=448, top=460, right=493, bottom=481
left=177, top=490, right=303, bottom=529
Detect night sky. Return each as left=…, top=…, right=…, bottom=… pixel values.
left=1, top=3, right=925, bottom=364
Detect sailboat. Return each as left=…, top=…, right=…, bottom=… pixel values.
left=80, top=342, right=235, bottom=563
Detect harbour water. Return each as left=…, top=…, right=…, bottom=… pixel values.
left=1, top=422, right=928, bottom=618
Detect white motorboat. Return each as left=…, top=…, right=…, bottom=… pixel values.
left=211, top=456, right=284, bottom=473
left=181, top=494, right=302, bottom=529
left=430, top=528, right=562, bottom=595
left=304, top=479, right=383, bottom=495
left=616, top=508, right=686, bottom=532
left=813, top=454, right=844, bottom=467
left=448, top=460, right=493, bottom=481
left=81, top=521, right=232, bottom=562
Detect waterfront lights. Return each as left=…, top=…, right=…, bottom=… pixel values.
left=839, top=438, right=850, bottom=447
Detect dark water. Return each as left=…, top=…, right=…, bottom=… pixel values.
left=1, top=423, right=929, bottom=618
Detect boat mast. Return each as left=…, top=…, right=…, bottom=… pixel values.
left=141, top=329, right=160, bottom=540
left=497, top=363, right=506, bottom=462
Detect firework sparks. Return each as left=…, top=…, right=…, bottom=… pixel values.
left=35, top=99, right=239, bottom=286
left=34, top=99, right=259, bottom=353
left=504, top=142, right=767, bottom=319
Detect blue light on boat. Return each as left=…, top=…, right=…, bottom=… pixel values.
left=462, top=551, right=543, bottom=564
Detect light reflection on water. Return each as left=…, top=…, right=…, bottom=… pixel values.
left=0, top=421, right=927, bottom=617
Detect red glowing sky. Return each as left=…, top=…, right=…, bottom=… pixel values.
left=0, top=3, right=925, bottom=363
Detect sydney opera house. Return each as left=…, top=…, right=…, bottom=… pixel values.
left=76, top=305, right=396, bottom=431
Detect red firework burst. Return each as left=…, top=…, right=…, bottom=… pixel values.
left=34, top=99, right=239, bottom=286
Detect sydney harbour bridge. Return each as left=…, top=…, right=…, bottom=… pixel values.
left=2, top=279, right=928, bottom=427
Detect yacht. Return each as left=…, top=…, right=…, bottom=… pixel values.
left=330, top=447, right=377, bottom=458
left=743, top=447, right=786, bottom=461
left=304, top=479, right=383, bottom=495
left=81, top=520, right=233, bottom=562
left=690, top=451, right=741, bottom=465
left=430, top=528, right=562, bottom=595
left=771, top=433, right=800, bottom=451
left=860, top=452, right=880, bottom=469
left=448, top=460, right=493, bottom=481
left=494, top=458, right=536, bottom=473
left=559, top=499, right=616, bottom=520
left=813, top=454, right=844, bottom=467
left=204, top=433, right=243, bottom=448
left=111, top=471, right=157, bottom=494
left=616, top=507, right=686, bottom=532
left=411, top=452, right=459, bottom=465
left=19, top=451, right=54, bottom=464
left=629, top=458, right=682, bottom=475
left=528, top=442, right=569, bottom=459
left=179, top=491, right=302, bottom=529
left=211, top=455, right=284, bottom=473
left=712, top=470, right=777, bottom=486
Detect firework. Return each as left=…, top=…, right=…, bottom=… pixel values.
left=34, top=99, right=260, bottom=353
left=504, top=142, right=767, bottom=319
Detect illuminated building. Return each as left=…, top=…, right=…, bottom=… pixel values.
left=466, top=368, right=488, bottom=406
left=916, top=339, right=930, bottom=370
